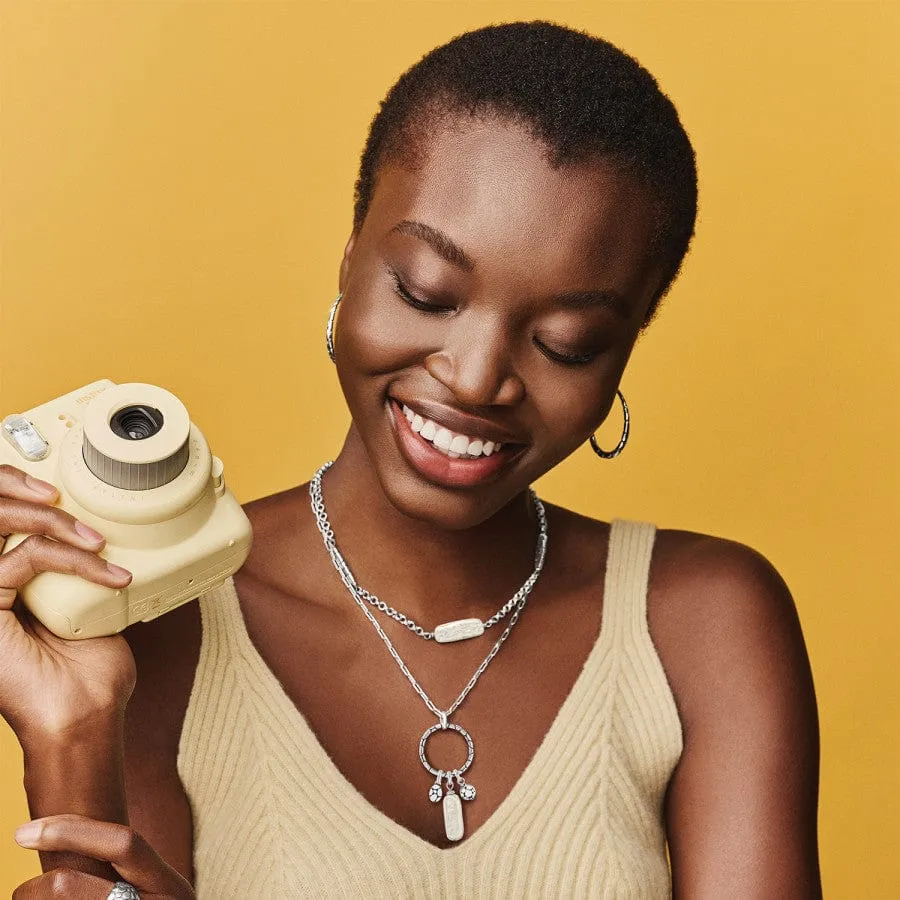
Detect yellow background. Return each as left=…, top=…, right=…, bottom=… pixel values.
left=1, top=1, right=897, bottom=895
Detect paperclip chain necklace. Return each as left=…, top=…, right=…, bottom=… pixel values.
left=309, top=460, right=549, bottom=842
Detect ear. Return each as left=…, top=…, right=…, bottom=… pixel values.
left=338, top=231, right=358, bottom=294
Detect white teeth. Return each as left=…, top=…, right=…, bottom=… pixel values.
left=433, top=427, right=454, bottom=451
left=398, top=401, right=515, bottom=458
left=449, top=434, right=469, bottom=453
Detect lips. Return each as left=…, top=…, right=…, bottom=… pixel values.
left=388, top=395, right=527, bottom=446
left=386, top=398, right=527, bottom=489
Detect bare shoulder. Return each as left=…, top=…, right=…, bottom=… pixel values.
left=646, top=527, right=821, bottom=894
left=646, top=527, right=814, bottom=731
left=232, top=484, right=316, bottom=588
left=487, top=503, right=810, bottom=708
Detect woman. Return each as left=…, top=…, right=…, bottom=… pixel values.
left=2, top=21, right=821, bottom=898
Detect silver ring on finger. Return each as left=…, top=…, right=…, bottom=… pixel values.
left=106, top=881, right=140, bottom=900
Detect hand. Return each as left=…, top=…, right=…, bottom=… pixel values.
left=0, top=464, right=137, bottom=742
left=12, top=814, right=195, bottom=899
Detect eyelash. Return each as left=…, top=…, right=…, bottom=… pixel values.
left=389, top=271, right=600, bottom=367
left=535, top=342, right=599, bottom=367
left=390, top=272, right=449, bottom=314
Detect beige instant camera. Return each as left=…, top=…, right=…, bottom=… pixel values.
left=0, top=379, right=252, bottom=639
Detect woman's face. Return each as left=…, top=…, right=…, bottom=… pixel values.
left=336, top=115, right=663, bottom=529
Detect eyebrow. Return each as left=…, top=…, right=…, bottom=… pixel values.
left=391, top=220, right=475, bottom=273
left=390, top=218, right=630, bottom=318
left=551, top=288, right=631, bottom=318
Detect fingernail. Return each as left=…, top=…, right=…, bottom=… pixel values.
left=14, top=820, right=42, bottom=846
left=25, top=475, right=56, bottom=496
left=74, top=520, right=105, bottom=543
left=107, top=562, right=131, bottom=579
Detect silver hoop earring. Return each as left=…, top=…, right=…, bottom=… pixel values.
left=589, top=390, right=630, bottom=459
left=326, top=293, right=342, bottom=363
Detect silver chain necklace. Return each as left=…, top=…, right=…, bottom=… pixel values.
left=309, top=460, right=549, bottom=842
left=311, top=477, right=537, bottom=642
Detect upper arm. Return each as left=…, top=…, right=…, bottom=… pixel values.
left=650, top=532, right=821, bottom=898
left=122, top=599, right=201, bottom=886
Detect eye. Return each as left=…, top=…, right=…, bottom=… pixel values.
left=389, top=270, right=453, bottom=314
left=534, top=337, right=600, bottom=367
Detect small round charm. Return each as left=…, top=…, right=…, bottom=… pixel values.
left=429, top=781, right=443, bottom=803
left=459, top=781, right=476, bottom=801
left=106, top=883, right=141, bottom=900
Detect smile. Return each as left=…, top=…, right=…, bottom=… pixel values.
left=400, top=402, right=504, bottom=459
left=386, top=398, right=526, bottom=488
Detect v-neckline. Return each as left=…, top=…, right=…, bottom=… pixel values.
left=221, top=523, right=619, bottom=857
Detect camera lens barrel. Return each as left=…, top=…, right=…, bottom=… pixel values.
left=81, top=385, right=192, bottom=491
left=83, top=432, right=189, bottom=490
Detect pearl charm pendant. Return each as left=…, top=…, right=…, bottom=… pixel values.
left=419, top=720, right=478, bottom=841
left=443, top=789, right=464, bottom=841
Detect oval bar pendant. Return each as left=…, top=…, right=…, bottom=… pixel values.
left=443, top=791, right=465, bottom=841
left=434, top=618, right=485, bottom=643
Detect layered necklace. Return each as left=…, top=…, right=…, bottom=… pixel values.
left=309, top=460, right=548, bottom=842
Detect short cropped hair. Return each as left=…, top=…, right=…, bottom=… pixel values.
left=353, top=21, right=698, bottom=324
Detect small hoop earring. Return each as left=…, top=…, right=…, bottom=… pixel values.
left=326, top=293, right=342, bottom=363
left=589, top=390, right=630, bottom=459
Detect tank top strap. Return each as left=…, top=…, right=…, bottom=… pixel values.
left=194, top=574, right=251, bottom=657
left=602, top=518, right=658, bottom=644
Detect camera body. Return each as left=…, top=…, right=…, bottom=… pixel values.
left=0, top=379, right=252, bottom=639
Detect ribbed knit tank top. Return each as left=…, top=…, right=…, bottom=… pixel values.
left=177, top=519, right=683, bottom=898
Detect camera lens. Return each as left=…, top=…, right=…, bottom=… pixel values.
left=110, top=405, right=164, bottom=441
left=81, top=384, right=191, bottom=491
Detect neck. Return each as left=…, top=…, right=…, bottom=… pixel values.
left=314, top=428, right=543, bottom=628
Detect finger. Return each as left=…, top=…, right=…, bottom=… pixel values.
left=0, top=464, right=112, bottom=560
left=0, top=493, right=110, bottom=552
left=0, top=464, right=59, bottom=503
left=0, top=534, right=131, bottom=611
left=15, top=815, right=192, bottom=896
left=12, top=868, right=114, bottom=899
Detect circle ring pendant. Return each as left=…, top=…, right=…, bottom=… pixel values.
left=418, top=722, right=475, bottom=777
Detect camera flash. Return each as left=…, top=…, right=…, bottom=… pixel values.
left=2, top=413, right=51, bottom=461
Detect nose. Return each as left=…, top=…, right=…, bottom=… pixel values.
left=424, top=318, right=526, bottom=407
